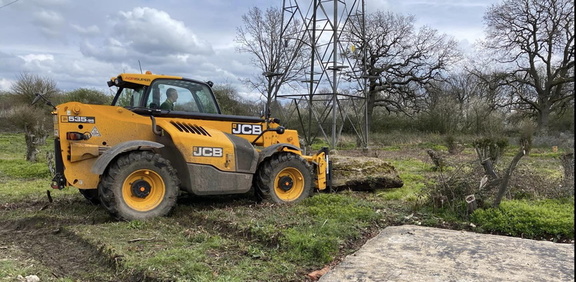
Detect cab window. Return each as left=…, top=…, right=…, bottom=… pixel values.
left=114, top=87, right=146, bottom=107
left=146, top=79, right=219, bottom=114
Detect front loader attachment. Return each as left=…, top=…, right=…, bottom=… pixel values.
left=304, top=147, right=331, bottom=191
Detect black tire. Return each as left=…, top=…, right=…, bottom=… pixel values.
left=255, top=152, right=313, bottom=204
left=79, top=189, right=100, bottom=205
left=98, top=151, right=179, bottom=221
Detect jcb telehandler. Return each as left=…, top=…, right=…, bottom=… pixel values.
left=41, top=71, right=329, bottom=220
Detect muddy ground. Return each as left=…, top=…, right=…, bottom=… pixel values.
left=0, top=200, right=122, bottom=281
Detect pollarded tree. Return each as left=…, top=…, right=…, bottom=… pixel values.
left=8, top=73, right=58, bottom=162
left=344, top=11, right=461, bottom=127
left=483, top=0, right=575, bottom=134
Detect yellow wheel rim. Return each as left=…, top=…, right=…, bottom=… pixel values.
left=122, top=169, right=166, bottom=212
left=274, top=167, right=305, bottom=201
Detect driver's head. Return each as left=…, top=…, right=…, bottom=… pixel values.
left=167, top=88, right=178, bottom=101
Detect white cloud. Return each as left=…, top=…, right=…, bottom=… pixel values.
left=17, top=53, right=57, bottom=74
left=80, top=6, right=214, bottom=70
left=18, top=54, right=55, bottom=63
left=113, top=7, right=213, bottom=56
left=0, top=78, right=13, bottom=91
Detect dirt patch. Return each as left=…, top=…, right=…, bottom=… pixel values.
left=0, top=201, right=128, bottom=281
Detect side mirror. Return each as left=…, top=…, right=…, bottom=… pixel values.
left=32, top=93, right=57, bottom=110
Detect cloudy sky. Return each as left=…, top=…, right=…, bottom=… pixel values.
left=0, top=0, right=499, bottom=100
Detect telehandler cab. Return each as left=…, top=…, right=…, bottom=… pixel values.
left=44, top=71, right=330, bottom=220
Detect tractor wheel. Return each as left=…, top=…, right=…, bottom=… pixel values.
left=98, top=151, right=179, bottom=220
left=255, top=152, right=312, bottom=204
left=79, top=189, right=99, bottom=205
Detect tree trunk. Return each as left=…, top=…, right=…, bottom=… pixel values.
left=24, top=119, right=48, bottom=163
left=561, top=153, right=574, bottom=195
left=536, top=104, right=551, bottom=135
left=480, top=159, right=498, bottom=179
left=24, top=125, right=39, bottom=162
left=492, top=146, right=527, bottom=208
left=366, top=88, right=377, bottom=131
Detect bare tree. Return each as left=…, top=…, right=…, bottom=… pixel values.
left=344, top=11, right=461, bottom=127
left=235, top=7, right=309, bottom=118
left=483, top=0, right=575, bottom=134
left=11, top=73, right=58, bottom=104
left=8, top=73, right=58, bottom=162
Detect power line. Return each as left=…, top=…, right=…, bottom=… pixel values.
left=0, top=0, right=20, bottom=10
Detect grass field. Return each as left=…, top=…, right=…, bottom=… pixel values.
left=0, top=133, right=573, bottom=281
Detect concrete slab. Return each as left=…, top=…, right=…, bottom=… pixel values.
left=320, top=225, right=574, bottom=282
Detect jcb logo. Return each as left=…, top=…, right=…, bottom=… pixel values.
left=193, top=147, right=223, bottom=157
left=232, top=123, right=262, bottom=135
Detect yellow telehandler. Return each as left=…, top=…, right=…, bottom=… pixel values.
left=40, top=71, right=329, bottom=220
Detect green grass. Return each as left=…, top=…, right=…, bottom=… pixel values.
left=471, top=198, right=574, bottom=241
left=69, top=195, right=373, bottom=281
left=0, top=133, right=27, bottom=159
left=71, top=219, right=257, bottom=281
left=0, top=159, right=51, bottom=179
left=0, top=134, right=63, bottom=203
left=0, top=179, right=59, bottom=203
left=378, top=158, right=431, bottom=201
left=0, top=132, right=573, bottom=281
left=282, top=194, right=380, bottom=264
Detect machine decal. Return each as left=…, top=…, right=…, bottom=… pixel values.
left=232, top=123, right=262, bottom=135
left=62, top=116, right=95, bottom=124
left=123, top=76, right=151, bottom=82
left=90, top=126, right=101, bottom=137
left=193, top=146, right=223, bottom=157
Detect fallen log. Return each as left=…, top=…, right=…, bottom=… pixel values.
left=329, top=155, right=403, bottom=191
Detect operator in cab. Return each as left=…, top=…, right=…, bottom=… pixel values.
left=161, top=88, right=178, bottom=110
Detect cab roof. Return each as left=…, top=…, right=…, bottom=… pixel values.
left=108, top=71, right=183, bottom=87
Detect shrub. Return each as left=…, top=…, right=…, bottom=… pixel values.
left=420, top=169, right=483, bottom=218
left=60, top=88, right=113, bottom=105
left=506, top=167, right=570, bottom=199
left=445, top=135, right=464, bottom=155
left=471, top=198, right=574, bottom=241
left=472, top=137, right=508, bottom=165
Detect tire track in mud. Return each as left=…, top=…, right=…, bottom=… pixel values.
left=0, top=194, right=256, bottom=281
left=0, top=196, right=156, bottom=282
left=174, top=194, right=279, bottom=246
left=0, top=215, right=123, bottom=281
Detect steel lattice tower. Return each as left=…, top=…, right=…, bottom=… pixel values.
left=278, top=0, right=368, bottom=150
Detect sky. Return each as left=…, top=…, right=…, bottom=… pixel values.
left=0, top=0, right=499, bottom=100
